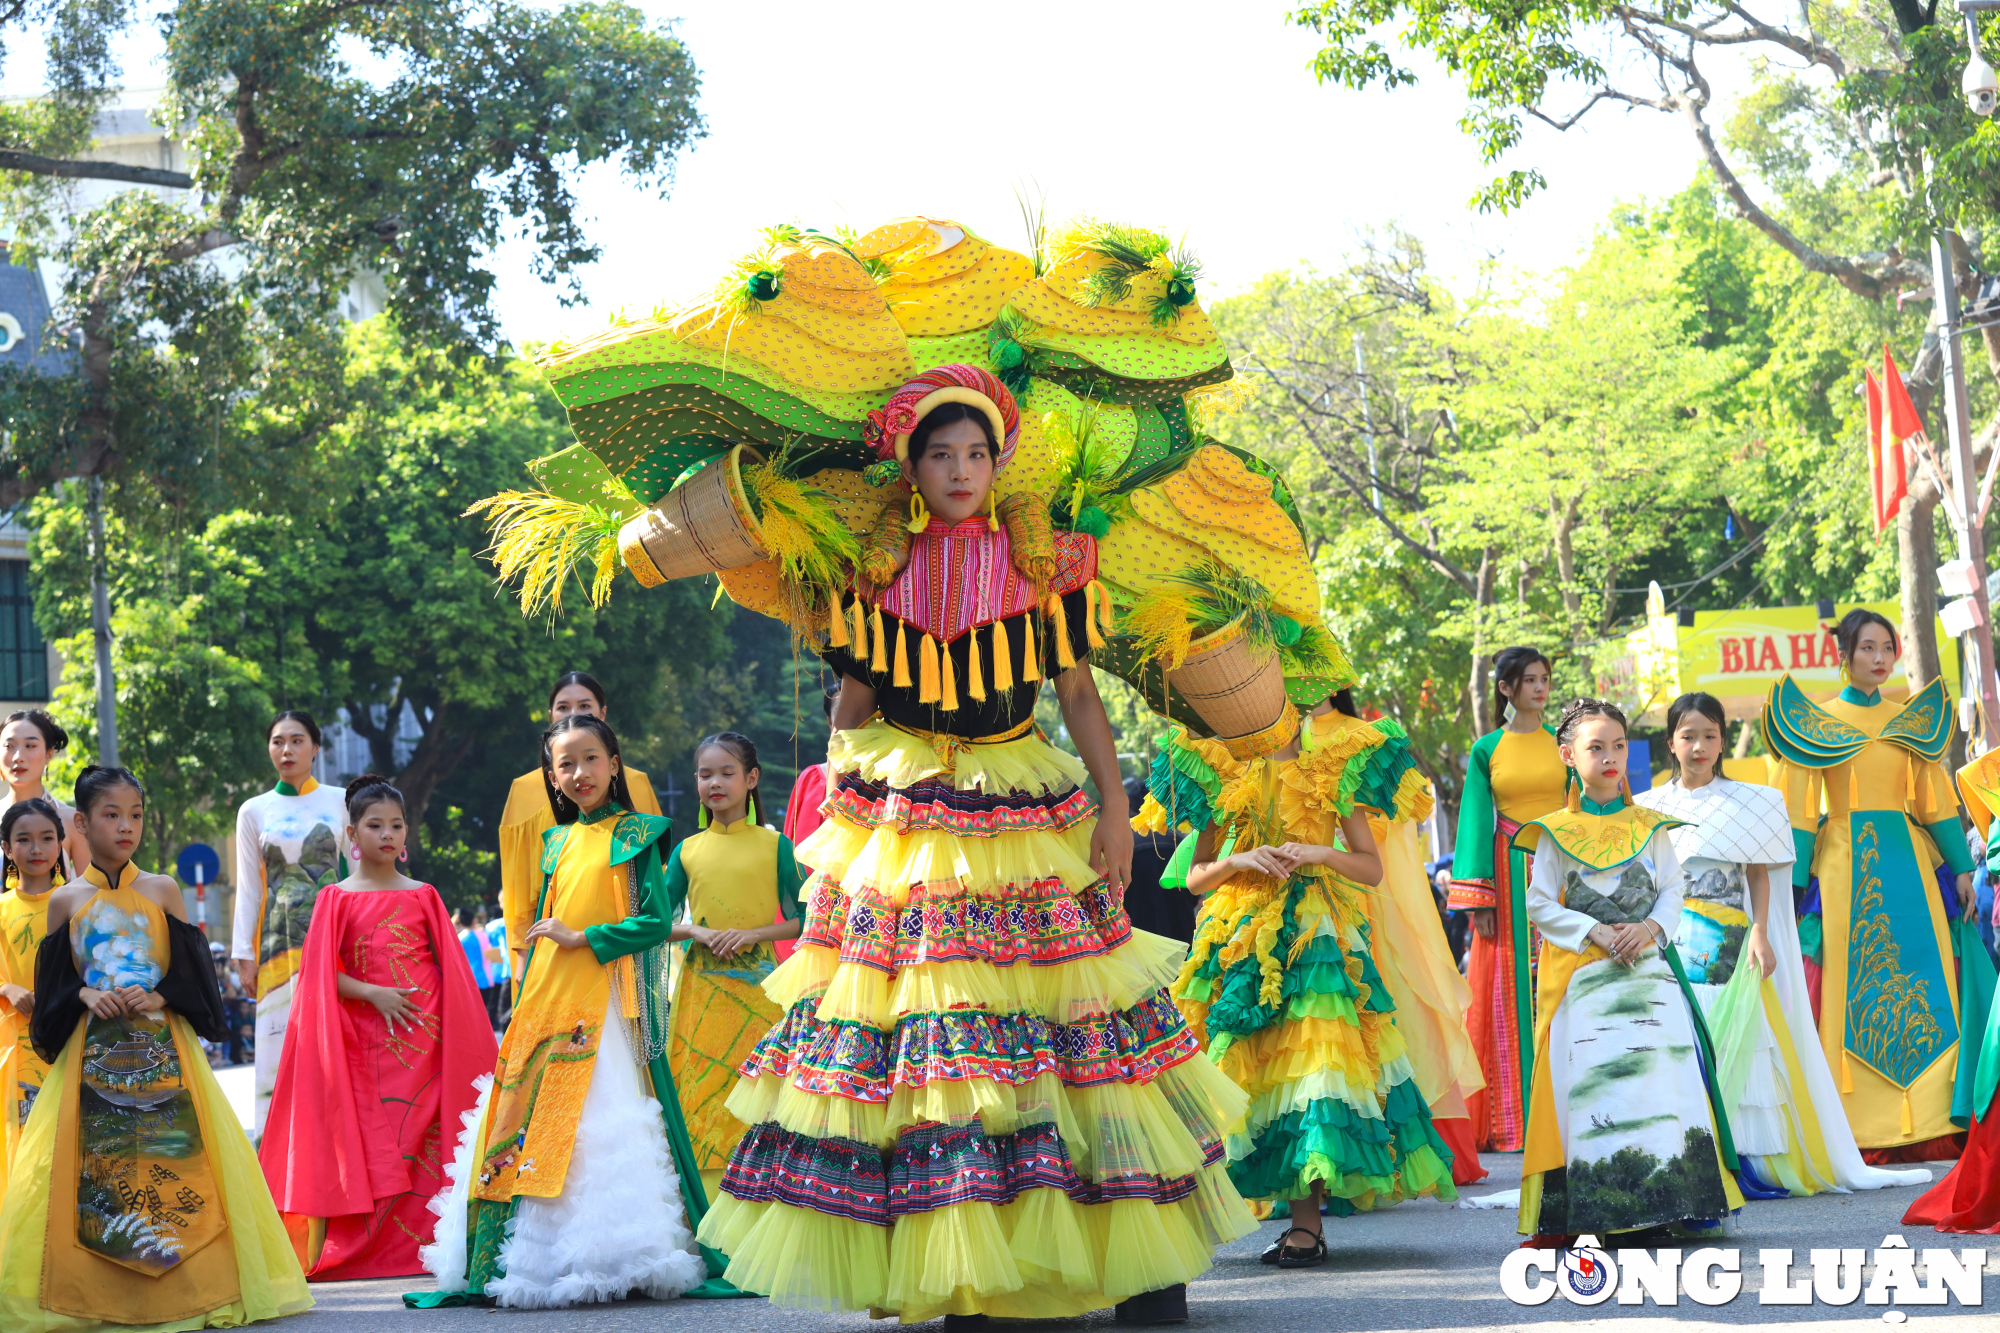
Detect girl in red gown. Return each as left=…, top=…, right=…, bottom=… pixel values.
left=259, top=775, right=497, bottom=1279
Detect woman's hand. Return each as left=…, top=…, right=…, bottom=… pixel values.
left=80, top=986, right=127, bottom=1019
left=365, top=984, right=421, bottom=1032
left=1231, top=845, right=1299, bottom=880
left=1470, top=908, right=1496, bottom=940
left=705, top=928, right=756, bottom=959
left=1089, top=814, right=1134, bottom=895
left=119, top=987, right=168, bottom=1018
left=1745, top=921, right=1776, bottom=980
left=1610, top=922, right=1659, bottom=965
left=0, top=982, right=31, bottom=1016
left=525, top=917, right=586, bottom=950
left=1273, top=842, right=1328, bottom=868
left=1958, top=871, right=1977, bottom=920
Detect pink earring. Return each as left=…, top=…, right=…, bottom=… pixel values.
left=350, top=844, right=361, bottom=862
left=397, top=846, right=409, bottom=864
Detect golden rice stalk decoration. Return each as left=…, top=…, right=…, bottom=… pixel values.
left=1185, top=374, right=1257, bottom=435
left=464, top=488, right=630, bottom=615
left=740, top=462, right=861, bottom=595
left=1122, top=584, right=1198, bottom=670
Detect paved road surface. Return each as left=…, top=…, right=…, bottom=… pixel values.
left=287, top=1150, right=1998, bottom=1331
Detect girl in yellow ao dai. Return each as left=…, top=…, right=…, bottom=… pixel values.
left=418, top=715, right=722, bottom=1309
left=0, top=798, right=66, bottom=1186
left=0, top=766, right=309, bottom=1331
left=665, top=733, right=804, bottom=1201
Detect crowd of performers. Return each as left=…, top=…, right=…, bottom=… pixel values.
left=9, top=375, right=2000, bottom=1330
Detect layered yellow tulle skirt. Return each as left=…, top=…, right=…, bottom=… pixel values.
left=0, top=1014, right=312, bottom=1331
left=695, top=719, right=1257, bottom=1320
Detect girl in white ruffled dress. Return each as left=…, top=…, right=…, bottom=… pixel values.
left=411, top=715, right=739, bottom=1308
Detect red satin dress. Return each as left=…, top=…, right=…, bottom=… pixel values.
left=259, top=884, right=497, bottom=1279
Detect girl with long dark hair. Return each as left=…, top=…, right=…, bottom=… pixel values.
left=496, top=673, right=663, bottom=986
left=418, top=715, right=733, bottom=1307
left=0, top=797, right=65, bottom=1186
left=1446, top=645, right=1565, bottom=1155
left=232, top=710, right=348, bottom=1136
left=1762, top=610, right=1974, bottom=1163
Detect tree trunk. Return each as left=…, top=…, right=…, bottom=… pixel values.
left=1467, top=547, right=1499, bottom=737
left=1898, top=487, right=1943, bottom=694
left=393, top=701, right=475, bottom=845
left=1552, top=494, right=1583, bottom=636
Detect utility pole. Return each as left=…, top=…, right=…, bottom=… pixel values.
left=1353, top=334, right=1382, bottom=513
left=86, top=475, right=118, bottom=765
left=1930, top=3, right=2000, bottom=752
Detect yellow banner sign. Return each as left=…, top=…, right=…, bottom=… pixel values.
left=1675, top=601, right=1958, bottom=718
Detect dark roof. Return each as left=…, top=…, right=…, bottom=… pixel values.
left=0, top=246, right=74, bottom=376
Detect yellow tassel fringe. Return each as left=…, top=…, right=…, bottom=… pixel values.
left=870, top=605, right=887, bottom=673
left=966, top=628, right=986, bottom=701
left=1023, top=613, right=1041, bottom=682
left=991, top=619, right=1014, bottom=692
left=919, top=633, right=941, bottom=703
left=893, top=620, right=912, bottom=688
left=1048, top=597, right=1076, bottom=669
left=829, top=596, right=849, bottom=648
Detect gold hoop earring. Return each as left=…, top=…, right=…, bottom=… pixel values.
left=906, top=490, right=931, bottom=535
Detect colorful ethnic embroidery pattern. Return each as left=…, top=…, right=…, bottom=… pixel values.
left=800, top=880, right=1132, bottom=972
left=719, top=1115, right=1226, bottom=1226
left=873, top=521, right=1096, bottom=643
left=825, top=771, right=1094, bottom=838
left=737, top=991, right=1198, bottom=1101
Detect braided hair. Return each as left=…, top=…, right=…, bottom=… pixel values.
left=1554, top=697, right=1629, bottom=747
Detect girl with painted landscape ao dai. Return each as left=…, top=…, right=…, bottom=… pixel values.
left=1517, top=700, right=1743, bottom=1242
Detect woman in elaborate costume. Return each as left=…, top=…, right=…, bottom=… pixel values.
left=259, top=776, right=497, bottom=1280
left=1764, top=610, right=1974, bottom=1162
left=1517, top=700, right=1743, bottom=1243
left=497, top=672, right=662, bottom=985
left=696, top=365, right=1256, bottom=1324
left=664, top=731, right=803, bottom=1201
left=1638, top=691, right=1929, bottom=1198
left=416, top=715, right=728, bottom=1308
left=0, top=712, right=87, bottom=878
left=0, top=766, right=311, bottom=1330
left=232, top=711, right=347, bottom=1137
left=0, top=797, right=67, bottom=1181
left=1169, top=697, right=1460, bottom=1267
left=1448, top=646, right=1564, bottom=1153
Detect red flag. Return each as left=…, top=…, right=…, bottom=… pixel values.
left=1880, top=347, right=1918, bottom=526
left=1866, top=368, right=1886, bottom=531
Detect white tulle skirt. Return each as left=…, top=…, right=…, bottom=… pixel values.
left=421, top=999, right=708, bottom=1308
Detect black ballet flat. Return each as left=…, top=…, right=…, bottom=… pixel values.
left=942, top=1315, right=989, bottom=1331
left=1270, top=1226, right=1327, bottom=1268
left=1115, top=1284, right=1188, bottom=1324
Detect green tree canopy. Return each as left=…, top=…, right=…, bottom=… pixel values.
left=0, top=0, right=704, bottom=505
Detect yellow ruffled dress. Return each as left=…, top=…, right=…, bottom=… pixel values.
left=1162, top=712, right=1459, bottom=1211
left=696, top=518, right=1256, bottom=1321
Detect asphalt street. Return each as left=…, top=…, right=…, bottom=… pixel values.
left=295, top=1150, right=2000, bottom=1332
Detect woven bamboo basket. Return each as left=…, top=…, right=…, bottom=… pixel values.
left=1167, top=616, right=1288, bottom=741
left=619, top=444, right=767, bottom=586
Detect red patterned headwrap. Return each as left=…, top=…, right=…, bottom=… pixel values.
left=864, top=364, right=1020, bottom=470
